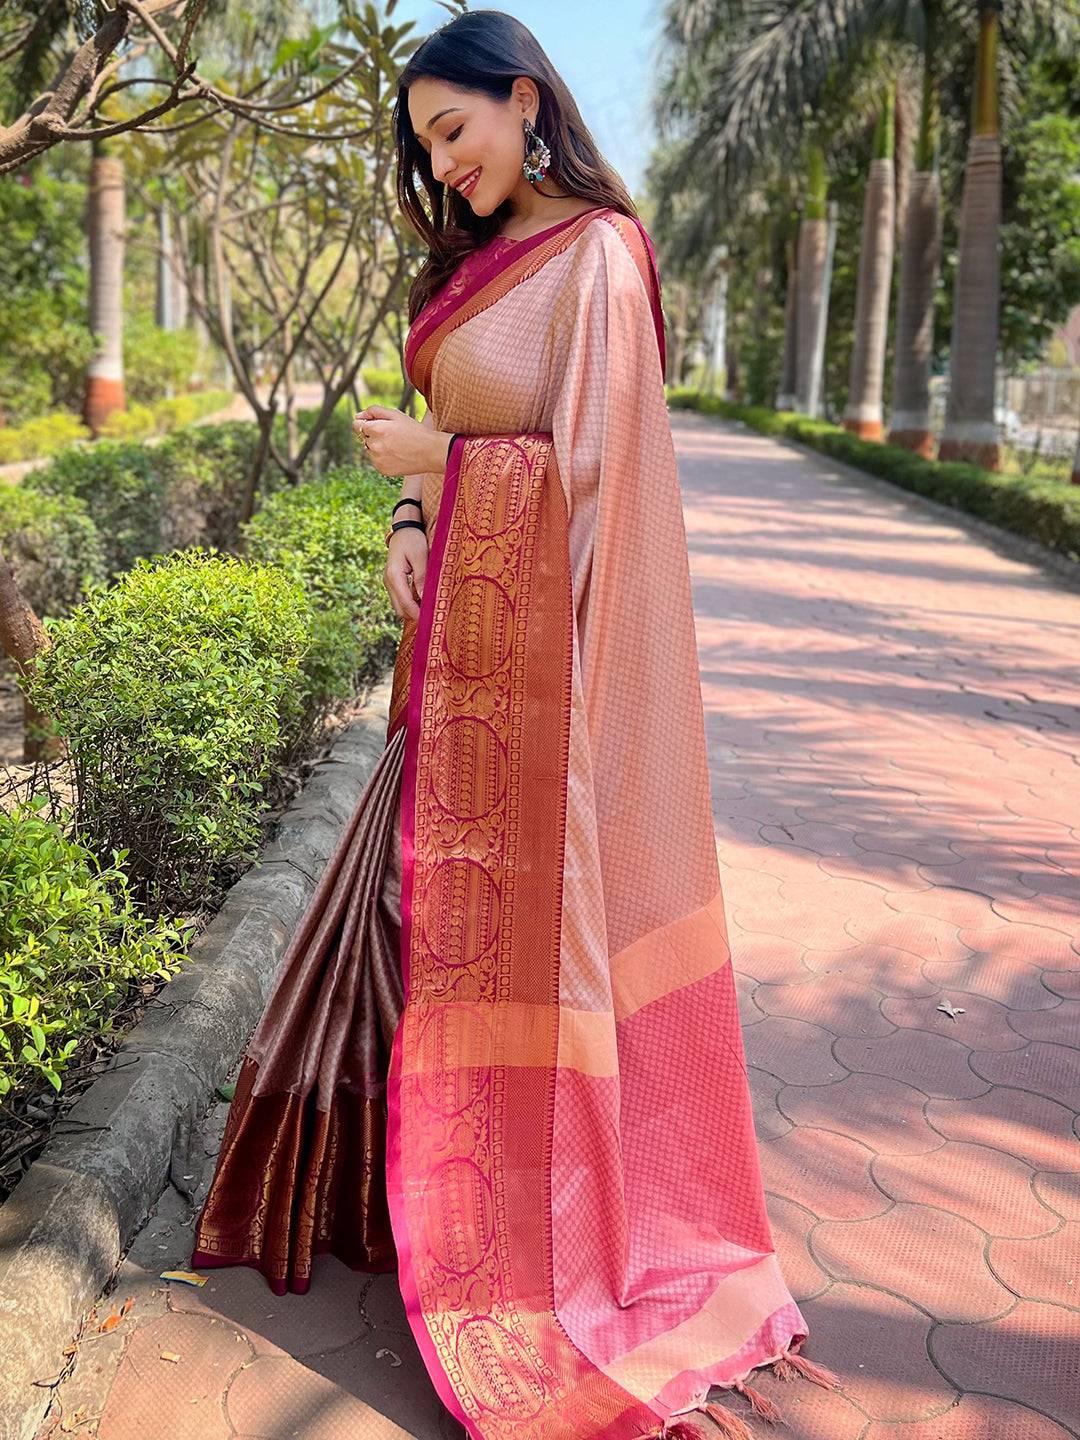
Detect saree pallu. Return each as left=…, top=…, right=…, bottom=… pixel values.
left=191, top=204, right=835, bottom=1438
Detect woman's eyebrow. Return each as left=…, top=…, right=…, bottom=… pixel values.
left=426, top=106, right=463, bottom=130
left=415, top=108, right=462, bottom=151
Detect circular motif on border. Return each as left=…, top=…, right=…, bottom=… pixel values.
left=421, top=858, right=499, bottom=968
left=455, top=1317, right=546, bottom=1419
left=444, top=576, right=513, bottom=678
left=416, top=1005, right=491, bottom=1116
left=421, top=1157, right=493, bottom=1274
left=463, top=439, right=531, bottom=537
left=431, top=718, right=507, bottom=818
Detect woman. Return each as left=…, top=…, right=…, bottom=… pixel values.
left=190, top=12, right=839, bottom=1438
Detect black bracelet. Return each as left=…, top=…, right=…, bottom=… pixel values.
left=392, top=497, right=423, bottom=517
left=446, top=432, right=465, bottom=463
left=390, top=518, right=426, bottom=534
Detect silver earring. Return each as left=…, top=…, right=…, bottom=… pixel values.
left=522, top=115, right=551, bottom=184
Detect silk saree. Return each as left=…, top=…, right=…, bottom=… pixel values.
left=191, top=205, right=835, bottom=1437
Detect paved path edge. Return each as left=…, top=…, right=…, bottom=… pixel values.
left=707, top=413, right=1080, bottom=595
left=0, top=675, right=394, bottom=1440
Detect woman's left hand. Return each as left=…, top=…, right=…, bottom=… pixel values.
left=353, top=405, right=445, bottom=477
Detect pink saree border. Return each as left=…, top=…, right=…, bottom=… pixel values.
left=404, top=207, right=665, bottom=398
left=404, top=207, right=610, bottom=374
left=385, top=432, right=473, bottom=1434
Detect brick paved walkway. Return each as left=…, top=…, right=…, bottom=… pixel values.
left=35, top=412, right=1079, bottom=1440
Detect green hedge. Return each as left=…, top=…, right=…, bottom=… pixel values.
left=97, top=389, right=233, bottom=442
left=242, top=463, right=398, bottom=734
left=0, top=486, right=107, bottom=621
left=666, top=389, right=1080, bottom=565
left=21, top=549, right=315, bottom=911
left=24, top=420, right=262, bottom=575
left=0, top=799, right=193, bottom=1100
left=0, top=412, right=90, bottom=465
left=0, top=389, right=233, bottom=465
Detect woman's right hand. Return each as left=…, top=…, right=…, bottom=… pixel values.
left=384, top=525, right=429, bottom=622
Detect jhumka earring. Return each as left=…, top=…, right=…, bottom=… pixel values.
left=522, top=115, right=551, bottom=184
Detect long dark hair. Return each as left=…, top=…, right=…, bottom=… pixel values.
left=394, top=9, right=638, bottom=322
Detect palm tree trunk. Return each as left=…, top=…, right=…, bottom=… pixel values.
left=938, top=3, right=1002, bottom=469
left=705, top=247, right=729, bottom=396
left=83, top=146, right=126, bottom=434
left=889, top=39, right=941, bottom=457
left=777, top=228, right=799, bottom=409
left=173, top=211, right=190, bottom=331
left=666, top=279, right=690, bottom=386
left=156, top=203, right=175, bottom=332
left=844, top=92, right=896, bottom=440
left=795, top=145, right=833, bottom=417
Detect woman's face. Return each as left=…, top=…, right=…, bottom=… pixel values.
left=407, top=76, right=536, bottom=217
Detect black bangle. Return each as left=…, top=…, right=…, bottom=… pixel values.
left=390, top=518, right=426, bottom=534
left=446, top=432, right=465, bottom=463
left=392, top=497, right=423, bottom=517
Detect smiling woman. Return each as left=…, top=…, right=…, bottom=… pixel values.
left=189, top=11, right=840, bottom=1439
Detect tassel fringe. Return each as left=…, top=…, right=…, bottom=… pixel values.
left=642, top=1422, right=708, bottom=1439
left=771, top=1348, right=843, bottom=1390
left=732, top=1380, right=783, bottom=1423
left=653, top=1340, right=842, bottom=1437
left=703, top=1403, right=757, bottom=1439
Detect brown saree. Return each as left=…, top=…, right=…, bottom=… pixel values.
left=191, top=205, right=836, bottom=1438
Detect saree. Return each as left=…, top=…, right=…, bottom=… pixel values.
left=191, top=205, right=835, bottom=1438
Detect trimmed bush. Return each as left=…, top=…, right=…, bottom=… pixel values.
left=20, top=549, right=314, bottom=910
left=99, top=403, right=157, bottom=442
left=0, top=486, right=107, bottom=621
left=0, top=798, right=193, bottom=1100
left=151, top=421, right=263, bottom=555
left=0, top=390, right=232, bottom=466
left=25, top=439, right=165, bottom=575
left=0, top=412, right=90, bottom=465
left=242, top=463, right=398, bottom=729
left=361, top=365, right=405, bottom=393
left=25, top=411, right=251, bottom=573
left=667, top=389, right=1080, bottom=564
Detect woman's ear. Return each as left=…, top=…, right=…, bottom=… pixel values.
left=511, top=75, right=540, bottom=123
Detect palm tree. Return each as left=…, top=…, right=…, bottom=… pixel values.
left=776, top=224, right=799, bottom=409
left=844, top=88, right=896, bottom=439
left=83, top=138, right=126, bottom=432
left=794, top=142, right=837, bottom=416
left=658, top=0, right=1080, bottom=448
left=888, top=5, right=941, bottom=456
left=937, top=2, right=1000, bottom=466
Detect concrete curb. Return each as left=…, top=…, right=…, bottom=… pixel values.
left=0, top=676, right=394, bottom=1440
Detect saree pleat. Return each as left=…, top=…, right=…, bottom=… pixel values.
left=190, top=727, right=407, bottom=1294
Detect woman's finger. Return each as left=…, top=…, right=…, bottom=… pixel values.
left=385, top=564, right=419, bottom=621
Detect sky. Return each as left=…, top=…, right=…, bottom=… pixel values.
left=391, top=0, right=668, bottom=199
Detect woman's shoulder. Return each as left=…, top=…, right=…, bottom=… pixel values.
left=572, top=207, right=659, bottom=295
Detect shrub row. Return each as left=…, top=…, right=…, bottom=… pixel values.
left=666, top=389, right=1080, bottom=565
left=2, top=396, right=404, bottom=1106
left=96, top=388, right=234, bottom=442
left=19, top=462, right=396, bottom=911
left=0, top=389, right=233, bottom=465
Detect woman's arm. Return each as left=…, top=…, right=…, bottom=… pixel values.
left=397, top=407, right=436, bottom=509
